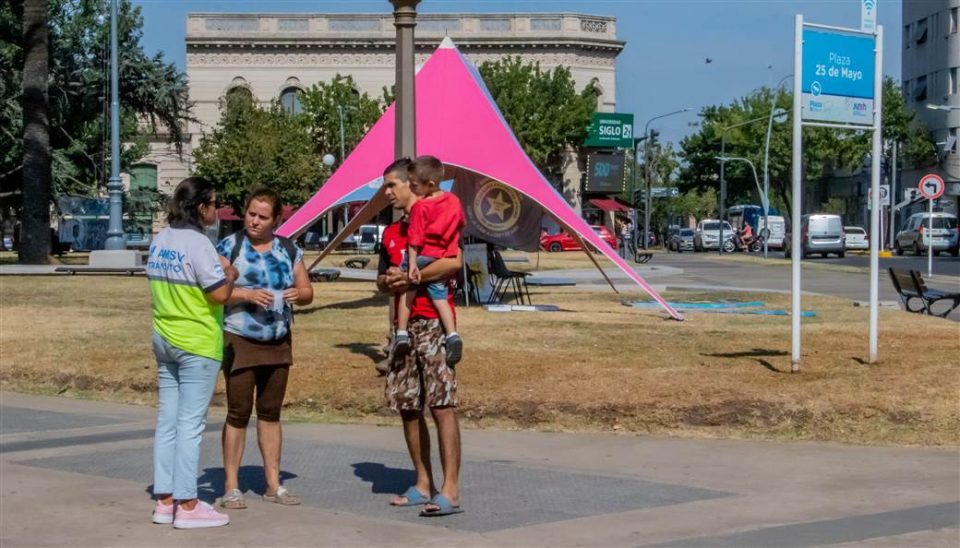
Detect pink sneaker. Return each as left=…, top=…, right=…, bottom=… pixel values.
left=152, top=500, right=175, bottom=524
left=172, top=500, right=230, bottom=529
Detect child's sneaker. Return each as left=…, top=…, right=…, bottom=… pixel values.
left=445, top=334, right=463, bottom=367
left=393, top=331, right=411, bottom=360
left=152, top=500, right=175, bottom=524
left=172, top=500, right=230, bottom=529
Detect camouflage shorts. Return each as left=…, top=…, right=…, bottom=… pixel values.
left=385, top=318, right=458, bottom=412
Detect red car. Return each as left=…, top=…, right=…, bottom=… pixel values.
left=540, top=225, right=618, bottom=252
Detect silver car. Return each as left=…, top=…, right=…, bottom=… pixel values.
left=785, top=214, right=845, bottom=259
left=895, top=213, right=959, bottom=256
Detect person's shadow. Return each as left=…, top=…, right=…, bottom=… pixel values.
left=145, top=466, right=299, bottom=502
left=351, top=462, right=416, bottom=494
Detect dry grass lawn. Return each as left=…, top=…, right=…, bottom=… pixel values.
left=1, top=275, right=958, bottom=446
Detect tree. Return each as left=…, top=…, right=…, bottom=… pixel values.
left=193, top=93, right=328, bottom=211
left=299, top=74, right=384, bottom=165
left=478, top=56, right=599, bottom=184
left=679, top=78, right=936, bottom=217
left=20, top=0, right=51, bottom=264
left=4, top=0, right=192, bottom=262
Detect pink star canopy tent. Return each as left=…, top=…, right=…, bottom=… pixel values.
left=277, top=38, right=682, bottom=320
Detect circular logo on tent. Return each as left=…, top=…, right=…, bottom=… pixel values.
left=473, top=180, right=521, bottom=233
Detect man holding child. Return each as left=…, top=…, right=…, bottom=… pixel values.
left=377, top=156, right=465, bottom=517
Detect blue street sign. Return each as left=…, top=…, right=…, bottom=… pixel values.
left=801, top=28, right=876, bottom=125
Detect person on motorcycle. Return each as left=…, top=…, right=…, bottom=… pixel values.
left=738, top=223, right=753, bottom=251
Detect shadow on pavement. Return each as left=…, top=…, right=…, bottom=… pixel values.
left=351, top=462, right=416, bottom=495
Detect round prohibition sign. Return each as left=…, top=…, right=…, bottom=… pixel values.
left=918, top=173, right=945, bottom=200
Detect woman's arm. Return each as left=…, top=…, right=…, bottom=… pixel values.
left=284, top=260, right=314, bottom=305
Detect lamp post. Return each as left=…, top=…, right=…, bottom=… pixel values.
left=641, top=108, right=692, bottom=250
left=103, top=0, right=125, bottom=250
left=716, top=114, right=770, bottom=255
left=391, top=0, right=419, bottom=160
left=763, top=74, right=793, bottom=257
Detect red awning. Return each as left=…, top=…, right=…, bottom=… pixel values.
left=217, top=207, right=242, bottom=221
left=589, top=198, right=630, bottom=213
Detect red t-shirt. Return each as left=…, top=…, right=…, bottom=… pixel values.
left=378, top=219, right=456, bottom=322
left=407, top=192, right=465, bottom=259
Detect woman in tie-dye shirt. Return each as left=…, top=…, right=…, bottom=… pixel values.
left=215, top=187, right=313, bottom=509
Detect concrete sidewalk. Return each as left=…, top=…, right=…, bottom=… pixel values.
left=0, top=392, right=957, bottom=547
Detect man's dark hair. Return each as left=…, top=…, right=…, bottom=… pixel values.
left=166, top=176, right=216, bottom=229
left=383, top=157, right=412, bottom=179
left=408, top=155, right=444, bottom=184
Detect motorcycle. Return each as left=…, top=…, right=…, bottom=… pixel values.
left=722, top=228, right=771, bottom=253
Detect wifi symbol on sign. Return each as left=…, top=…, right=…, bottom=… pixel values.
left=863, top=0, right=876, bottom=12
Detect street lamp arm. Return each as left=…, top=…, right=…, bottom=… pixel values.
left=716, top=156, right=767, bottom=211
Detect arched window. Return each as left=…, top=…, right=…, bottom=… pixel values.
left=279, top=87, right=303, bottom=115
left=224, top=85, right=254, bottom=113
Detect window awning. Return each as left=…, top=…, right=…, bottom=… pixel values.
left=589, top=198, right=630, bottom=213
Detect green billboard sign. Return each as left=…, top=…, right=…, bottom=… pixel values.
left=584, top=112, right=634, bottom=148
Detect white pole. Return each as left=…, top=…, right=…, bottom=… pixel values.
left=889, top=141, right=897, bottom=250
left=791, top=14, right=803, bottom=372
left=868, top=25, right=883, bottom=365
left=928, top=198, right=934, bottom=277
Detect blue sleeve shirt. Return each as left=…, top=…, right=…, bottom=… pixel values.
left=216, top=234, right=304, bottom=341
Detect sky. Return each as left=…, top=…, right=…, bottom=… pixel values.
left=133, top=0, right=903, bottom=147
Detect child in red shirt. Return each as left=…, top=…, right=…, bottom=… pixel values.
left=394, top=156, right=465, bottom=366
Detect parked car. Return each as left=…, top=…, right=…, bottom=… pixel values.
left=894, top=212, right=959, bottom=257
left=693, top=220, right=734, bottom=251
left=540, top=225, right=618, bottom=252
left=357, top=224, right=387, bottom=254
left=784, top=214, right=845, bottom=259
left=668, top=228, right=695, bottom=252
left=843, top=226, right=869, bottom=250
left=760, top=215, right=787, bottom=250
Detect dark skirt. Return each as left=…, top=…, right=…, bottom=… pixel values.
left=222, top=331, right=293, bottom=373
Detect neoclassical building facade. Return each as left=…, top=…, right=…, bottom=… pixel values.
left=138, top=12, right=624, bottom=217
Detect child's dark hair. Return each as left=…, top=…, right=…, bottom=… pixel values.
left=166, top=177, right=216, bottom=229
left=382, top=157, right=412, bottom=179
left=408, top=155, right=444, bottom=185
left=245, top=186, right=283, bottom=220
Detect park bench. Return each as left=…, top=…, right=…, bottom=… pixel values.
left=343, top=256, right=370, bottom=269
left=887, top=268, right=960, bottom=318
left=55, top=266, right=144, bottom=276
left=309, top=268, right=341, bottom=283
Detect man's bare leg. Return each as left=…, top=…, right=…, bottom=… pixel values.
left=390, top=409, right=435, bottom=505
left=425, top=406, right=460, bottom=509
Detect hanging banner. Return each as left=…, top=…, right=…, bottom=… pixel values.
left=801, top=28, right=876, bottom=126
left=450, top=168, right=544, bottom=252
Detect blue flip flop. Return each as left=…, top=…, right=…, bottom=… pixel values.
left=390, top=486, right=431, bottom=507
left=419, top=494, right=463, bottom=517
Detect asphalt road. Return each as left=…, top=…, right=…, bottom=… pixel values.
left=748, top=249, right=960, bottom=278
left=615, top=251, right=960, bottom=320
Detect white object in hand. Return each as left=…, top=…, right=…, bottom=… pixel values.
left=269, top=289, right=286, bottom=314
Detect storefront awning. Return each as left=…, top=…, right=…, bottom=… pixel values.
left=588, top=198, right=630, bottom=213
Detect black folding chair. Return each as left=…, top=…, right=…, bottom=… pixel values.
left=487, top=250, right=531, bottom=305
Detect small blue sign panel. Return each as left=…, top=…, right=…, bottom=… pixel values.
left=802, top=29, right=876, bottom=126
